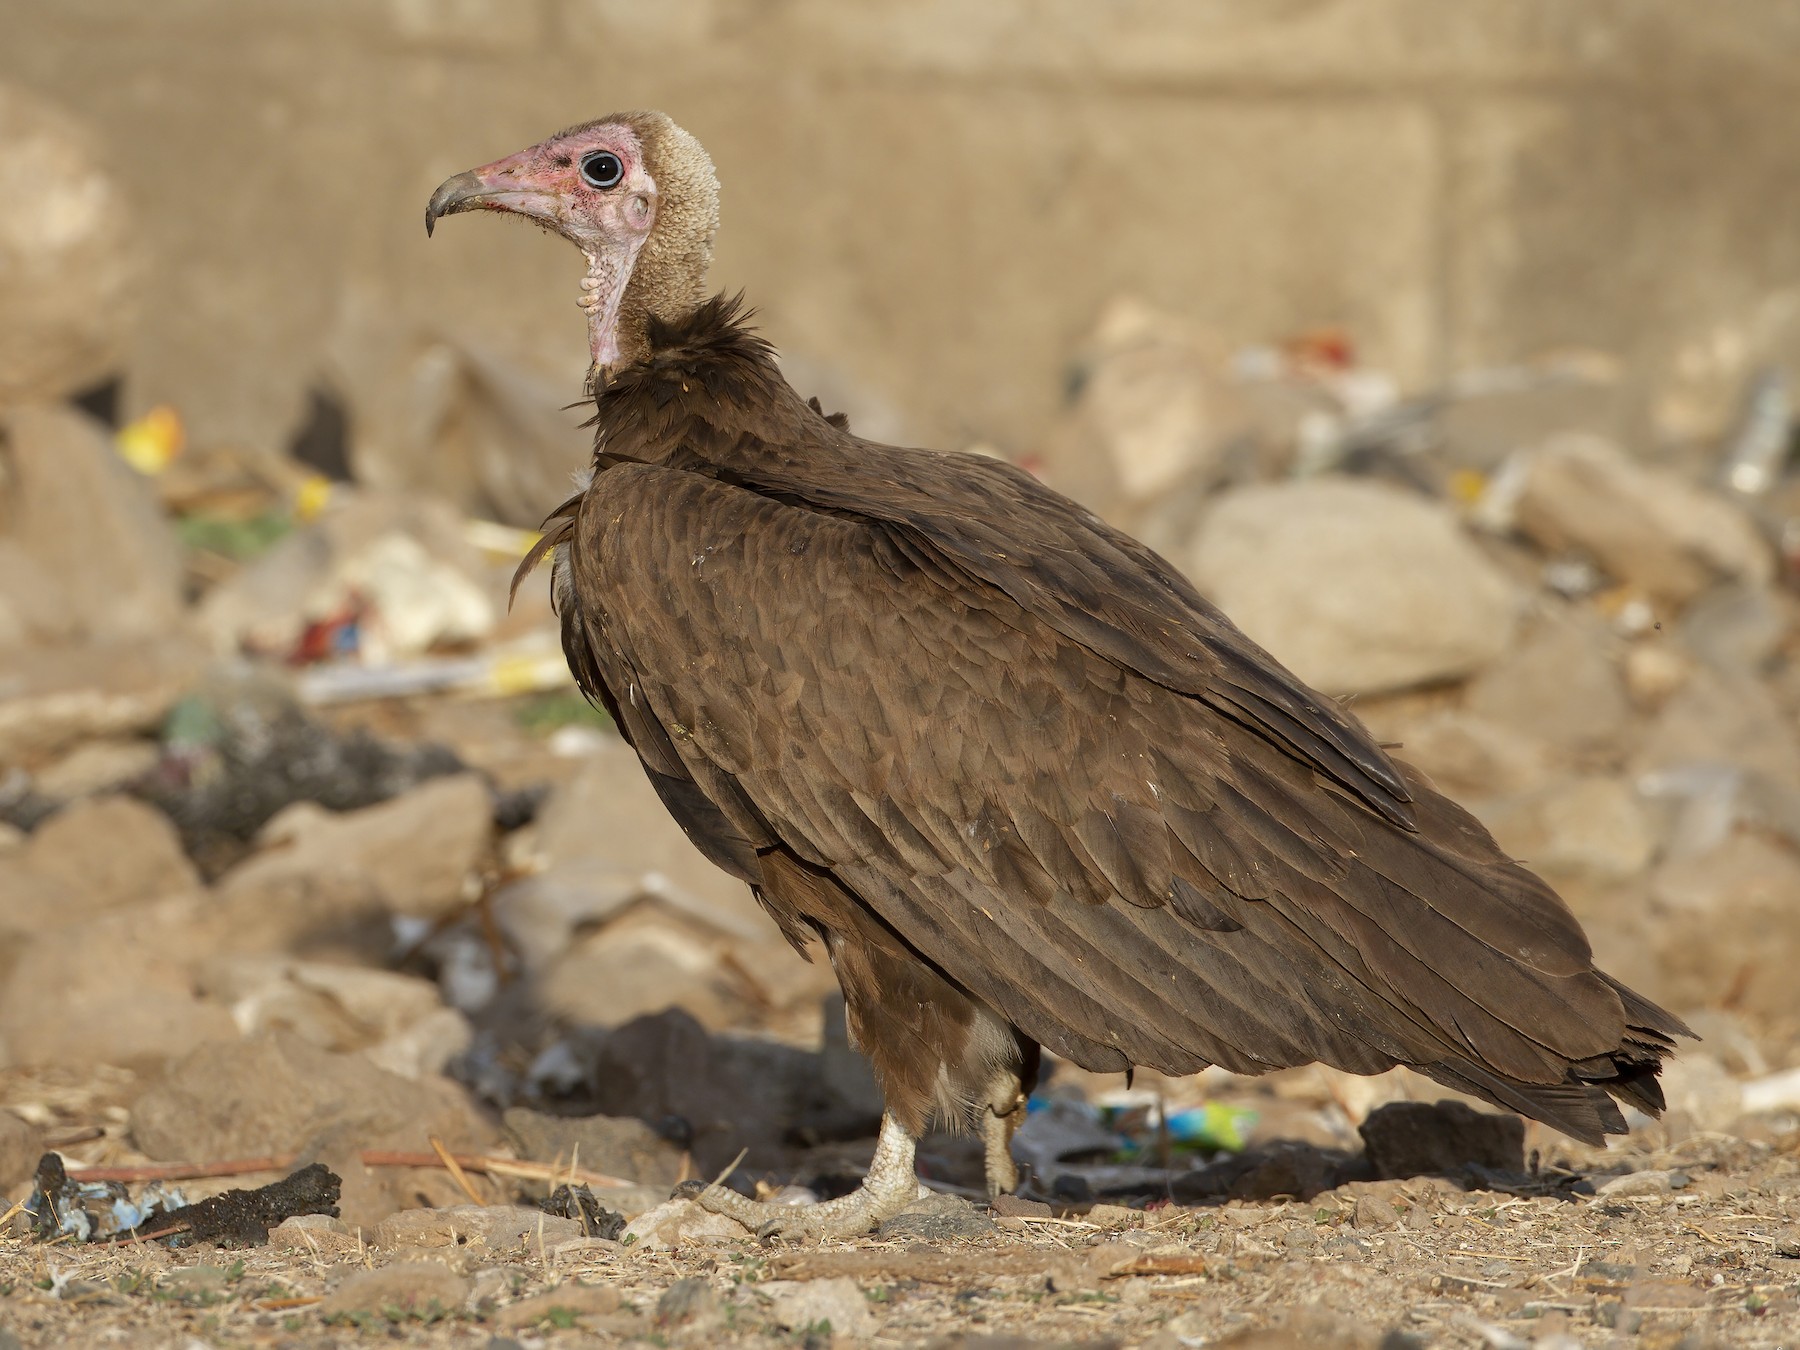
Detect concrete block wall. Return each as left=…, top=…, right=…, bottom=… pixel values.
left=4, top=0, right=1797, bottom=458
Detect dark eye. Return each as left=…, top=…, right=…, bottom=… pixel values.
left=579, top=151, right=624, bottom=189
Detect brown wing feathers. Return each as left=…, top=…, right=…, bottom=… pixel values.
left=522, top=297, right=1686, bottom=1146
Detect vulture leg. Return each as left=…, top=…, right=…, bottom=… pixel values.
left=979, top=1079, right=1027, bottom=1198
left=974, top=1040, right=1039, bottom=1197
left=680, top=1113, right=926, bottom=1241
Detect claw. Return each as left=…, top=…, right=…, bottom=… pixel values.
left=679, top=1113, right=923, bottom=1243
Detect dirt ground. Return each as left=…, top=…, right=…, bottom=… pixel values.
left=3, top=1065, right=1799, bottom=1349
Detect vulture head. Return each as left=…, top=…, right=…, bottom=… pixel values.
left=426, top=113, right=719, bottom=372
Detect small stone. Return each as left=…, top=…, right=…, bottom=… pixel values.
left=877, top=1191, right=998, bottom=1241
left=1358, top=1100, right=1525, bottom=1180
left=1086, top=1202, right=1142, bottom=1228
left=163, top=1263, right=232, bottom=1296
left=319, top=1262, right=472, bottom=1319
left=374, top=1204, right=583, bottom=1254
left=502, top=1106, right=686, bottom=1187
left=466, top=1265, right=511, bottom=1305
left=1353, top=1193, right=1401, bottom=1230
left=656, top=1276, right=718, bottom=1326
left=620, top=1198, right=749, bottom=1251
left=494, top=1281, right=623, bottom=1330
left=0, top=405, right=185, bottom=654
left=990, top=1193, right=1051, bottom=1219
left=758, top=1275, right=876, bottom=1337
left=31, top=739, right=160, bottom=801
left=1596, top=1170, right=1673, bottom=1198
left=271, top=1213, right=359, bottom=1257
left=0, top=1110, right=44, bottom=1189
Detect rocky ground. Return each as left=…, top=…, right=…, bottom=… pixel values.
left=8, top=72, right=1800, bottom=1350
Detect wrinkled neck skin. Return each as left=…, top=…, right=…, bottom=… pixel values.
left=584, top=236, right=648, bottom=376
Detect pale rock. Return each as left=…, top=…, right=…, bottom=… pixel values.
left=0, top=894, right=237, bottom=1069
left=0, top=853, right=81, bottom=938
left=1634, top=665, right=1800, bottom=790
left=1475, top=776, right=1657, bottom=883
left=537, top=913, right=737, bottom=1030
left=218, top=773, right=489, bottom=921
left=22, top=795, right=197, bottom=915
left=1189, top=477, right=1517, bottom=696
left=1512, top=434, right=1773, bottom=607
left=318, top=1262, right=471, bottom=1319
left=0, top=83, right=140, bottom=402
left=1648, top=832, right=1800, bottom=1020
left=0, top=406, right=183, bottom=651
left=201, top=856, right=388, bottom=960
left=365, top=1007, right=474, bottom=1081
left=620, top=1197, right=750, bottom=1250
left=1654, top=1054, right=1744, bottom=1134
left=198, top=957, right=470, bottom=1077
left=1086, top=1203, right=1143, bottom=1228
left=1047, top=298, right=1249, bottom=511
left=1742, top=1066, right=1800, bottom=1115
left=1623, top=641, right=1694, bottom=710
left=130, top=1030, right=492, bottom=1162
left=492, top=1282, right=626, bottom=1331
left=494, top=737, right=768, bottom=971
left=655, top=1276, right=720, bottom=1327
left=502, top=1106, right=686, bottom=1187
left=0, top=638, right=201, bottom=762
left=271, top=1213, right=360, bottom=1258
left=1464, top=609, right=1630, bottom=758
left=1596, top=1170, right=1672, bottom=1198
left=30, top=738, right=159, bottom=800
left=1367, top=709, right=1550, bottom=799
left=1679, top=581, right=1793, bottom=672
left=757, top=1277, right=876, bottom=1339
left=374, top=1204, right=583, bottom=1255
left=0, top=1109, right=43, bottom=1189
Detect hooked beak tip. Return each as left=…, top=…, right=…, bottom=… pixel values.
left=425, top=169, right=487, bottom=239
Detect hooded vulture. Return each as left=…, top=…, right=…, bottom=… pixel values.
left=427, top=112, right=1688, bottom=1239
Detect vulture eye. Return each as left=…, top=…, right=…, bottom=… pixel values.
left=579, top=151, right=624, bottom=189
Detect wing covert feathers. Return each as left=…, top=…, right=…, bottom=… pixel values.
left=537, top=296, right=1688, bottom=1145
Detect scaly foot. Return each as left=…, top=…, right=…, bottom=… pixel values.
left=679, top=1114, right=924, bottom=1242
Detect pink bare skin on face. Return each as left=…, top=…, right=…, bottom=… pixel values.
left=427, top=122, right=656, bottom=369
left=428, top=111, right=721, bottom=382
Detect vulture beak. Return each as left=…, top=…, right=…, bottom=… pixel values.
left=425, top=149, right=562, bottom=237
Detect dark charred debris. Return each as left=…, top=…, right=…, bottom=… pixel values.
left=538, top=1183, right=626, bottom=1240
left=27, top=1154, right=341, bottom=1249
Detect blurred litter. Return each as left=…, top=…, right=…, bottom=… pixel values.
left=1720, top=367, right=1792, bottom=496
left=293, top=629, right=572, bottom=706
left=29, top=1153, right=187, bottom=1243
left=135, top=668, right=467, bottom=869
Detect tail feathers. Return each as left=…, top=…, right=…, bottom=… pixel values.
left=1420, top=1059, right=1626, bottom=1147
left=1415, top=974, right=1693, bottom=1148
